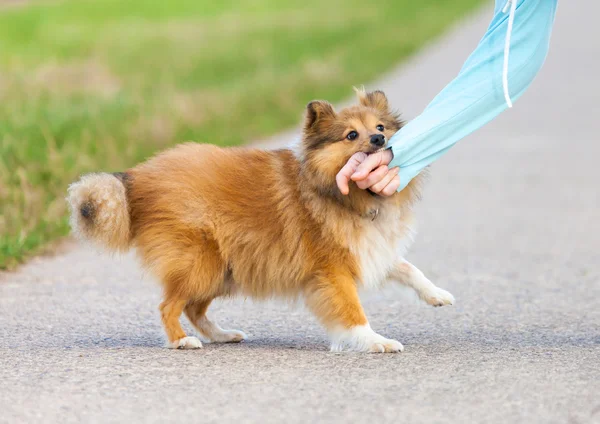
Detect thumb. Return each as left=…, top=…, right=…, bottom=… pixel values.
left=350, top=149, right=392, bottom=181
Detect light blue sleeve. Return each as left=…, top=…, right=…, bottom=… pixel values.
left=389, top=0, right=558, bottom=191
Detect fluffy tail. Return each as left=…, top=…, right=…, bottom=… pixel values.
left=67, top=172, right=131, bottom=251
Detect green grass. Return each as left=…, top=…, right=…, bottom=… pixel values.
left=0, top=0, right=483, bottom=269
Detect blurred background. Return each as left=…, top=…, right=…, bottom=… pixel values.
left=0, top=0, right=483, bottom=269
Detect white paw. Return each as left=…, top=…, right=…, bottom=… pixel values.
left=365, top=337, right=404, bottom=353
left=422, top=286, right=455, bottom=307
left=209, top=329, right=247, bottom=343
left=167, top=336, right=203, bottom=349
left=330, top=324, right=404, bottom=353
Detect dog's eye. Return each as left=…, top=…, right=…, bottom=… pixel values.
left=346, top=131, right=358, bottom=141
left=376, top=124, right=384, bottom=131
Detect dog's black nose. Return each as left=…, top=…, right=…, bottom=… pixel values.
left=370, top=134, right=385, bottom=147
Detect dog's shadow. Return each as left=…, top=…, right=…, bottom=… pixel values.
left=31, top=326, right=600, bottom=352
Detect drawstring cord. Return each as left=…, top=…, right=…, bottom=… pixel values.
left=502, top=0, right=517, bottom=108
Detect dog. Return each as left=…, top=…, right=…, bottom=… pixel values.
left=67, top=88, right=454, bottom=353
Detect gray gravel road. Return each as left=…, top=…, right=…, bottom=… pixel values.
left=2, top=2, right=599, bottom=423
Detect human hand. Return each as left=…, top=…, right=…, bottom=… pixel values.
left=335, top=149, right=399, bottom=196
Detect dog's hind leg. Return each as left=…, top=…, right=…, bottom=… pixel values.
left=185, top=298, right=246, bottom=343
left=147, top=231, right=227, bottom=349
left=306, top=271, right=403, bottom=353
left=388, top=259, right=455, bottom=307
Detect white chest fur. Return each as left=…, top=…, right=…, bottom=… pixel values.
left=349, top=208, right=416, bottom=290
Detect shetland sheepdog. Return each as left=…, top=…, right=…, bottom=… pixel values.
left=67, top=89, right=454, bottom=353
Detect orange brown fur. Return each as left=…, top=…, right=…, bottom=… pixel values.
left=67, top=89, right=452, bottom=353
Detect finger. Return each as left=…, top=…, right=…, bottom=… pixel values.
left=350, top=153, right=384, bottom=182
left=336, top=152, right=367, bottom=195
left=380, top=175, right=401, bottom=196
left=369, top=167, right=399, bottom=194
left=356, top=165, right=389, bottom=190
left=351, top=149, right=393, bottom=181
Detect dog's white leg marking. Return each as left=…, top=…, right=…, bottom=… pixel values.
left=389, top=259, right=455, bottom=307
left=166, top=336, right=203, bottom=349
left=329, top=324, right=404, bottom=353
left=196, top=317, right=246, bottom=343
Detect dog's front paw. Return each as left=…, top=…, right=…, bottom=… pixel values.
left=167, top=336, right=203, bottom=349
left=366, top=337, right=404, bottom=353
left=422, top=286, right=455, bottom=307
left=330, top=325, right=404, bottom=353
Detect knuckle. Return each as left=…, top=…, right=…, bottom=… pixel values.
left=354, top=152, right=368, bottom=163
left=368, top=175, right=379, bottom=185
left=369, top=177, right=382, bottom=187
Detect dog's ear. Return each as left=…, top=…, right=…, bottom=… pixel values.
left=304, top=101, right=336, bottom=130
left=354, top=87, right=389, bottom=112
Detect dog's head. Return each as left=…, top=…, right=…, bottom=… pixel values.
left=300, top=88, right=403, bottom=184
